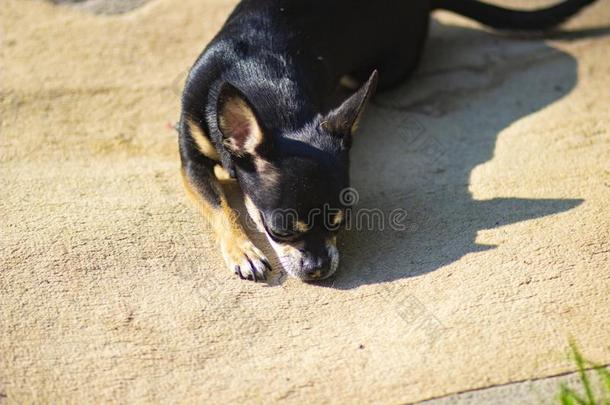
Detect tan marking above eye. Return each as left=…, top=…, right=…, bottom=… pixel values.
left=254, top=157, right=280, bottom=188
left=332, top=211, right=344, bottom=226
left=294, top=220, right=311, bottom=233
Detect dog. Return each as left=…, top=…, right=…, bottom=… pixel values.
left=179, top=0, right=596, bottom=282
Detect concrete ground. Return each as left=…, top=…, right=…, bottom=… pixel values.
left=1, top=0, right=609, bottom=403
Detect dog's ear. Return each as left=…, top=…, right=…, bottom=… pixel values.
left=322, top=70, right=378, bottom=136
left=217, top=83, right=266, bottom=157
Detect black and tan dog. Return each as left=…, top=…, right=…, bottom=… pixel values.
left=179, top=0, right=596, bottom=282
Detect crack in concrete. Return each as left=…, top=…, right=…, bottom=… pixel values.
left=417, top=364, right=610, bottom=404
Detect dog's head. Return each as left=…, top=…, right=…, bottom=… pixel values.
left=217, top=71, right=378, bottom=281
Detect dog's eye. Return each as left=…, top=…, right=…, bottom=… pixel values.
left=267, top=227, right=298, bottom=241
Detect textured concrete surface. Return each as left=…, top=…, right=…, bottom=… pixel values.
left=1, top=0, right=609, bottom=403
left=421, top=367, right=610, bottom=404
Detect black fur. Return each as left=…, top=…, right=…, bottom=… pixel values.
left=179, top=0, right=596, bottom=280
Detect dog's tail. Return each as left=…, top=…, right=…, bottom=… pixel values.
left=431, top=0, right=596, bottom=31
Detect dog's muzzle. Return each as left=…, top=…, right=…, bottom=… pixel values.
left=269, top=237, right=339, bottom=281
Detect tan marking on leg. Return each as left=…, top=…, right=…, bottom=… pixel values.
left=187, top=119, right=220, bottom=161
left=213, top=164, right=232, bottom=182
left=181, top=169, right=269, bottom=280
left=181, top=169, right=240, bottom=241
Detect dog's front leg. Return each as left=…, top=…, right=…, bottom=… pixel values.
left=181, top=160, right=270, bottom=282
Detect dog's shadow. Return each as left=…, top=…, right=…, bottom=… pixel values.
left=318, top=20, right=602, bottom=289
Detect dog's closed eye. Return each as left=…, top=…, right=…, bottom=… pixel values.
left=264, top=217, right=315, bottom=241
left=266, top=226, right=300, bottom=242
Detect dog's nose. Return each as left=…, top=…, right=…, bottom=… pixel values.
left=300, top=255, right=331, bottom=280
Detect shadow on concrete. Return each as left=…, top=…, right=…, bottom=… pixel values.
left=321, top=19, right=590, bottom=289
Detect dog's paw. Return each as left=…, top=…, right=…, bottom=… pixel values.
left=221, top=238, right=271, bottom=282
